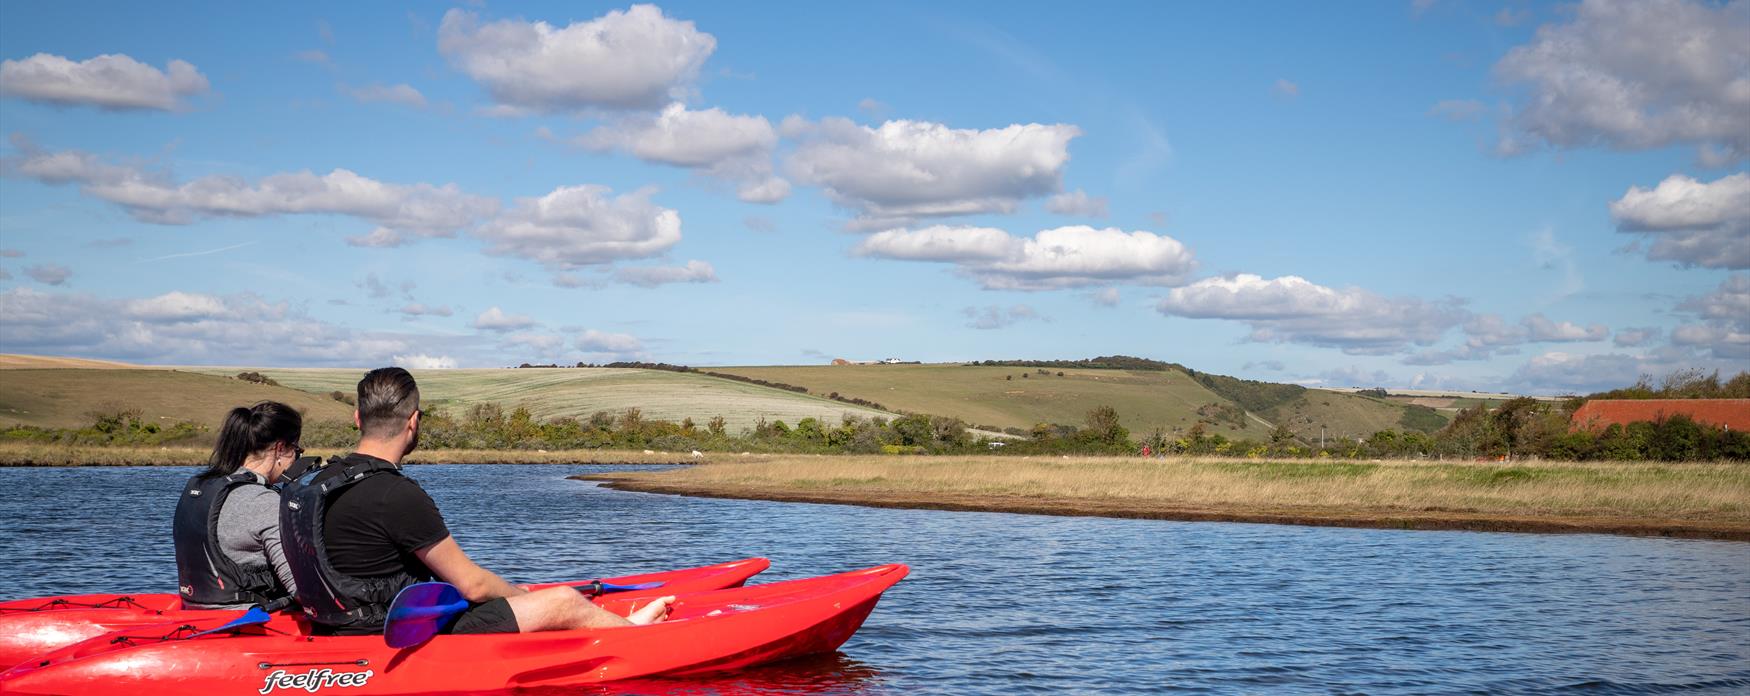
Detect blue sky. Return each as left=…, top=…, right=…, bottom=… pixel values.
left=0, top=0, right=1744, bottom=394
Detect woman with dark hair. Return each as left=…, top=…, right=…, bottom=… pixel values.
left=172, top=401, right=305, bottom=610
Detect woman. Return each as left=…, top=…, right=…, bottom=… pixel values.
left=172, top=401, right=304, bottom=610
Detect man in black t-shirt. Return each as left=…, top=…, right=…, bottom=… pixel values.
left=316, top=367, right=673, bottom=635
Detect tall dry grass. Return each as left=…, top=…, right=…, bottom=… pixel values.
left=600, top=455, right=1750, bottom=522
left=0, top=443, right=701, bottom=467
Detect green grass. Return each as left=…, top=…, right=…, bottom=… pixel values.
left=709, top=364, right=1258, bottom=437
left=183, top=367, right=894, bottom=433
left=1266, top=390, right=1437, bottom=442
left=0, top=369, right=354, bottom=429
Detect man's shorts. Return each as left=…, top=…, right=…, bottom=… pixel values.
left=448, top=597, right=519, bottom=634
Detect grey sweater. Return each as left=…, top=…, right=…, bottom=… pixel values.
left=185, top=472, right=299, bottom=610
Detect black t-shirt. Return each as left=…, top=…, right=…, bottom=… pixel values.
left=321, top=456, right=450, bottom=579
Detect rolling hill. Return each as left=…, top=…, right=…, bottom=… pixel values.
left=0, top=369, right=355, bottom=429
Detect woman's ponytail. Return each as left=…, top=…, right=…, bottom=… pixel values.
left=202, top=401, right=303, bottom=478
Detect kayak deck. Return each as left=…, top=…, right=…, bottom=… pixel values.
left=0, top=563, right=907, bottom=695
left=0, top=557, right=769, bottom=671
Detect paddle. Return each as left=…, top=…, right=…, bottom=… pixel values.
left=384, top=579, right=666, bottom=648
left=186, top=606, right=273, bottom=639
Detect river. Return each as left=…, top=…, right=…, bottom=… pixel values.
left=2, top=464, right=1746, bottom=694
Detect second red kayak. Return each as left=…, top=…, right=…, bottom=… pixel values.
left=0, top=557, right=769, bottom=671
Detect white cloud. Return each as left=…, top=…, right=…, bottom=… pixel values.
left=1609, top=172, right=1749, bottom=269
left=574, top=103, right=786, bottom=203
left=1613, top=327, right=1661, bottom=347
left=784, top=117, right=1080, bottom=228
left=963, top=304, right=1043, bottom=330
left=437, top=5, right=715, bottom=112
left=502, top=332, right=565, bottom=356
left=345, top=227, right=406, bottom=248
left=1672, top=273, right=1750, bottom=359
left=472, top=306, right=537, bottom=332
left=125, top=291, right=226, bottom=321
left=612, top=260, right=718, bottom=287
left=856, top=224, right=1196, bottom=290
left=4, top=140, right=498, bottom=241
left=23, top=264, right=71, bottom=286
left=1090, top=287, right=1121, bottom=307
left=1522, top=313, right=1609, bottom=342
left=1493, top=0, right=1750, bottom=162
left=0, top=53, right=209, bottom=111
left=343, top=83, right=427, bottom=109
left=577, top=329, right=643, bottom=354
left=1495, top=7, right=1532, bottom=27
left=474, top=185, right=681, bottom=269
left=1508, top=349, right=1710, bottom=394
left=393, top=354, right=457, bottom=370
left=1156, top=274, right=1465, bottom=354
left=1044, top=189, right=1109, bottom=218
left=0, top=287, right=417, bottom=366
left=397, top=303, right=453, bottom=318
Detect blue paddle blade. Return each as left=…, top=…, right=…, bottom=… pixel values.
left=188, top=606, right=272, bottom=639
left=385, top=582, right=469, bottom=649
left=599, top=581, right=663, bottom=593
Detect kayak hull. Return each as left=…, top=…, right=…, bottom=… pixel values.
left=0, top=563, right=906, bottom=695
left=0, top=557, right=768, bottom=671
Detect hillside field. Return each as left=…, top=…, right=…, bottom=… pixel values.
left=182, top=367, right=894, bottom=433
left=0, top=369, right=354, bottom=429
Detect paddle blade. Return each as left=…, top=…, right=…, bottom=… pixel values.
left=385, top=582, right=469, bottom=649
left=189, top=606, right=272, bottom=638
left=599, top=581, right=664, bottom=593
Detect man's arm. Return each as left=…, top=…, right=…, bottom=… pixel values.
left=414, top=536, right=526, bottom=602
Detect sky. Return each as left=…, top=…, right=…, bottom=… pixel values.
left=0, top=0, right=1744, bottom=394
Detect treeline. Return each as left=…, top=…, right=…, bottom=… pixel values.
left=968, top=355, right=1184, bottom=372
left=1587, top=369, right=1750, bottom=400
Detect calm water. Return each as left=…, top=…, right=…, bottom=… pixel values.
left=2, top=464, right=1747, bottom=694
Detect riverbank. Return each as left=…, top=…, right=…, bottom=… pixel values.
left=579, top=455, right=1750, bottom=541
left=0, top=443, right=701, bottom=467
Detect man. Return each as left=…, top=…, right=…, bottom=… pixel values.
left=279, top=367, right=672, bottom=635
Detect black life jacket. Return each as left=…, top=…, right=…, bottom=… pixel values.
left=172, top=470, right=293, bottom=610
left=279, top=454, right=428, bottom=633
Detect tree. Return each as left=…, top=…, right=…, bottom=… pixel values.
left=1084, top=405, right=1128, bottom=445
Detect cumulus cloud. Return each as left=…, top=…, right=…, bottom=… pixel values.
left=1493, top=0, right=1750, bottom=162
left=3, top=140, right=498, bottom=242
left=394, top=354, right=457, bottom=370
left=1155, top=274, right=1466, bottom=354
left=1613, top=327, right=1662, bottom=347
left=962, top=304, right=1043, bottom=330
left=437, top=5, right=715, bottom=112
left=0, top=287, right=417, bottom=366
left=1044, top=189, right=1108, bottom=218
left=574, top=103, right=787, bottom=203
left=398, top=303, right=453, bottom=318
left=856, top=224, right=1196, bottom=290
left=612, top=260, right=718, bottom=287
left=23, top=264, right=71, bottom=285
left=577, top=329, right=643, bottom=354
left=343, top=83, right=427, bottom=109
left=1090, top=287, right=1121, bottom=307
left=1506, top=349, right=1720, bottom=394
left=1671, top=273, right=1750, bottom=359
left=472, top=306, right=537, bottom=332
left=1609, top=172, right=1749, bottom=269
left=784, top=117, right=1080, bottom=228
left=502, top=332, right=566, bottom=357
left=1522, top=313, right=1609, bottom=342
left=0, top=53, right=209, bottom=110
left=474, top=185, right=681, bottom=270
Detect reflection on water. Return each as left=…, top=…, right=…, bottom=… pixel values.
left=3, top=464, right=1749, bottom=694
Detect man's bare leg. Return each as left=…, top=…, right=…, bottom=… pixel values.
left=505, top=587, right=674, bottom=632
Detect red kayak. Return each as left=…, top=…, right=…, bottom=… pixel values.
left=0, top=557, right=768, bottom=671
left=1, top=563, right=907, bottom=695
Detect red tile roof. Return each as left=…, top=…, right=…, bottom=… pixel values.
left=1570, top=399, right=1750, bottom=432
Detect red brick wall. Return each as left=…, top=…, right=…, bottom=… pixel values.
left=1570, top=399, right=1750, bottom=432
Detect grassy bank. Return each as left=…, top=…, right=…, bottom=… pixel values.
left=581, top=455, right=1750, bottom=541
left=0, top=443, right=704, bottom=467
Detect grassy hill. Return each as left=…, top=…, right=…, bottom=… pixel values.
left=707, top=364, right=1260, bottom=439
left=0, top=369, right=354, bottom=429
left=182, top=367, right=894, bottom=433
left=710, top=363, right=1446, bottom=443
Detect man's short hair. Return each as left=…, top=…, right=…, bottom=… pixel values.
left=357, top=367, right=419, bottom=438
